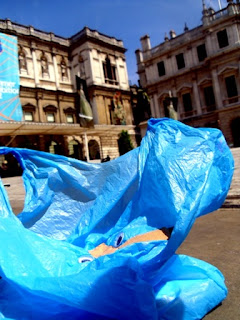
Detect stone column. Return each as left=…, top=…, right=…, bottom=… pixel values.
left=88, top=49, right=95, bottom=84
left=149, top=96, right=156, bottom=117
left=91, top=94, right=99, bottom=124
left=52, top=53, right=59, bottom=90
left=83, top=133, right=90, bottom=162
left=186, top=48, right=193, bottom=68
left=36, top=92, right=43, bottom=122
left=211, top=69, right=223, bottom=109
left=154, top=94, right=161, bottom=118
left=205, top=33, right=213, bottom=56
left=115, top=56, right=122, bottom=86
left=38, top=135, right=45, bottom=152
left=193, top=80, right=202, bottom=114
left=167, top=55, right=175, bottom=76
left=57, top=95, right=63, bottom=123
left=231, top=24, right=240, bottom=44
left=31, top=45, right=39, bottom=86
left=62, top=135, right=69, bottom=156
left=178, top=95, right=184, bottom=119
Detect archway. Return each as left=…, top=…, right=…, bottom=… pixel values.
left=68, top=140, right=83, bottom=160
left=231, top=117, right=240, bottom=147
left=48, top=141, right=62, bottom=155
left=88, top=140, right=100, bottom=160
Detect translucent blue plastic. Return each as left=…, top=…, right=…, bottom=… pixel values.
left=0, top=118, right=234, bottom=319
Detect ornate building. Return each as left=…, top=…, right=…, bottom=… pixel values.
left=0, top=19, right=136, bottom=161
left=136, top=0, right=240, bottom=147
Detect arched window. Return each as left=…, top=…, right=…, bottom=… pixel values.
left=68, top=140, right=83, bottom=160
left=88, top=140, right=100, bottom=160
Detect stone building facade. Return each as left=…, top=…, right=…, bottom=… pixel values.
left=136, top=0, right=240, bottom=147
left=0, top=19, right=136, bottom=162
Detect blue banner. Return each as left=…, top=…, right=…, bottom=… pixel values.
left=0, top=33, right=22, bottom=121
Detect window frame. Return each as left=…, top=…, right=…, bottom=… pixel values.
left=203, top=85, right=216, bottom=111
left=197, top=44, right=207, bottom=62
left=102, top=57, right=118, bottom=85
left=217, top=29, right=229, bottom=49
left=24, top=111, right=34, bottom=122
left=182, top=92, right=193, bottom=113
left=157, top=61, right=166, bottom=77
left=66, top=114, right=74, bottom=123
left=46, top=112, right=55, bottom=123
left=176, top=53, right=185, bottom=70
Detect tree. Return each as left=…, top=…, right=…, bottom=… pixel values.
left=118, top=130, right=134, bottom=155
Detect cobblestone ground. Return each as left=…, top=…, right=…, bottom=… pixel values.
left=1, top=147, right=240, bottom=319
left=222, top=147, right=240, bottom=208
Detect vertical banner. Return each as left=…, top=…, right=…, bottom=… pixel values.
left=76, top=76, right=93, bottom=127
left=0, top=33, right=23, bottom=121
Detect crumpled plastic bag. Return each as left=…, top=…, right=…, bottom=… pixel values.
left=0, top=118, right=234, bottom=319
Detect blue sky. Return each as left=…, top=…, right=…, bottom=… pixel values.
left=1, top=0, right=228, bottom=84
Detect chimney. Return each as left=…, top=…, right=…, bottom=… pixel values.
left=135, top=49, right=143, bottom=64
left=140, top=34, right=151, bottom=52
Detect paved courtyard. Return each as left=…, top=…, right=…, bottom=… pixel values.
left=1, top=147, right=240, bottom=319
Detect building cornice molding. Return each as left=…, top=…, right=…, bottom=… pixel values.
left=176, top=83, right=193, bottom=93
left=197, top=77, right=212, bottom=86
left=218, top=65, right=239, bottom=75
left=0, top=19, right=126, bottom=53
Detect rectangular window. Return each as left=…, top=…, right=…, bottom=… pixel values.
left=182, top=93, right=192, bottom=112
left=225, top=75, right=238, bottom=103
left=204, top=86, right=216, bottom=108
left=197, top=44, right=207, bottom=62
left=157, top=61, right=166, bottom=77
left=176, top=53, right=185, bottom=70
left=47, top=113, right=55, bottom=122
left=217, top=29, right=229, bottom=48
left=66, top=114, right=74, bottom=123
left=102, top=57, right=118, bottom=85
left=24, top=111, right=33, bottom=122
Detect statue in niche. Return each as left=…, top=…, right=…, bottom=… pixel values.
left=18, top=49, right=27, bottom=73
left=112, top=91, right=126, bottom=125
left=60, top=58, right=68, bottom=80
left=41, top=54, right=49, bottom=77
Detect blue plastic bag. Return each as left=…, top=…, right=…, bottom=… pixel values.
left=0, top=118, right=234, bottom=319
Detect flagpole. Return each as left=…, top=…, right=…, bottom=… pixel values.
left=218, top=0, right=222, bottom=10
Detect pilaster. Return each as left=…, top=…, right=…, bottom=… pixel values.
left=211, top=69, right=223, bottom=109
left=153, top=94, right=161, bottom=118
left=52, top=53, right=60, bottom=90
left=193, top=80, right=202, bottom=114
left=149, top=96, right=156, bottom=117
left=38, top=135, right=45, bottom=152
left=91, top=95, right=99, bottom=124
left=31, top=44, right=39, bottom=86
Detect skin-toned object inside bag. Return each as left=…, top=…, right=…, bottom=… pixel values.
left=89, top=228, right=171, bottom=258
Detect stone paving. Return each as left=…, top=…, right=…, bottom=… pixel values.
left=222, top=147, right=240, bottom=208
left=1, top=147, right=240, bottom=213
